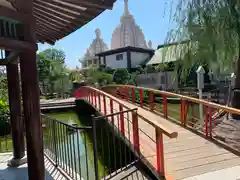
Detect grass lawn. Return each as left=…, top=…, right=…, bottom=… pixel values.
left=152, top=102, right=200, bottom=126
left=0, top=136, right=12, bottom=153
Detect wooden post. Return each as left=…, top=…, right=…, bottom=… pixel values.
left=139, top=88, right=143, bottom=107
left=125, top=87, right=129, bottom=101
left=110, top=99, right=114, bottom=122
left=19, top=18, right=45, bottom=179
left=94, top=91, right=97, bottom=107
left=209, top=107, right=212, bottom=138
left=149, top=91, right=155, bottom=111
left=205, top=106, right=209, bottom=137
left=119, top=105, right=124, bottom=134
left=6, top=53, right=26, bottom=166
left=156, top=128, right=165, bottom=176
left=181, top=99, right=187, bottom=126
left=131, top=87, right=135, bottom=103
left=163, top=95, right=168, bottom=119
left=103, top=95, right=107, bottom=115
left=132, top=111, right=139, bottom=152
left=119, top=87, right=122, bottom=99
left=98, top=92, right=101, bottom=111
left=20, top=49, right=45, bottom=180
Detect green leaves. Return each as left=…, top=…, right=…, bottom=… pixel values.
left=112, top=69, right=130, bottom=84
left=166, top=0, right=240, bottom=80
left=37, top=48, right=70, bottom=96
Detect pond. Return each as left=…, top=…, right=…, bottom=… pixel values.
left=46, top=111, right=107, bottom=180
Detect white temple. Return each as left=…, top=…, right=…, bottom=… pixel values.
left=81, top=0, right=154, bottom=70
left=81, top=28, right=108, bottom=67
left=111, top=0, right=148, bottom=49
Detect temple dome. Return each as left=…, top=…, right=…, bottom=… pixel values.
left=84, top=28, right=108, bottom=59
left=111, top=0, right=147, bottom=49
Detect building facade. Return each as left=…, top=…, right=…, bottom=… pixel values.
left=81, top=0, right=153, bottom=70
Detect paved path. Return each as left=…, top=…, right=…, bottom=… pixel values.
left=0, top=152, right=68, bottom=180
left=40, top=98, right=75, bottom=105
left=91, top=94, right=240, bottom=180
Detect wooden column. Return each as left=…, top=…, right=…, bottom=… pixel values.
left=19, top=14, right=45, bottom=179
left=20, top=49, right=45, bottom=180
left=6, top=52, right=25, bottom=166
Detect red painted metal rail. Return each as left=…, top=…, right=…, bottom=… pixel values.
left=74, top=86, right=177, bottom=179
left=100, top=85, right=240, bottom=153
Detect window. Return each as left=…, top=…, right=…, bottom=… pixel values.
left=116, top=54, right=123, bottom=61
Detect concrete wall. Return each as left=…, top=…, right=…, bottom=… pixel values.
left=130, top=52, right=150, bottom=68
left=136, top=72, right=179, bottom=90
left=103, top=51, right=150, bottom=69
left=105, top=52, right=128, bottom=69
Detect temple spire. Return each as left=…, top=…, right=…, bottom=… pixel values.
left=95, top=28, right=101, bottom=39
left=124, top=0, right=130, bottom=16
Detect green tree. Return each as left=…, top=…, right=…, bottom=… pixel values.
left=69, top=69, right=84, bottom=83
left=83, top=65, right=113, bottom=86
left=37, top=48, right=68, bottom=97
left=37, top=53, right=52, bottom=94
left=0, top=76, right=9, bottom=115
left=112, top=69, right=130, bottom=84
left=166, top=0, right=240, bottom=114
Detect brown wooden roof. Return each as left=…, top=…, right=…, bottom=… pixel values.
left=32, top=0, right=116, bottom=44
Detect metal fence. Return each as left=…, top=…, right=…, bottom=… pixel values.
left=75, top=86, right=177, bottom=179
left=93, top=109, right=138, bottom=180
left=42, top=111, right=137, bottom=180
left=42, top=114, right=95, bottom=180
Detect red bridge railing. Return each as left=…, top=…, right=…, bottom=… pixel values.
left=74, top=86, right=178, bottom=179
left=100, top=84, right=240, bottom=154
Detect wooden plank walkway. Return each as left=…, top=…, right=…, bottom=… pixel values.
left=105, top=165, right=152, bottom=180
left=94, top=95, right=240, bottom=180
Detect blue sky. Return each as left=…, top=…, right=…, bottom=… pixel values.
left=38, top=0, right=175, bottom=68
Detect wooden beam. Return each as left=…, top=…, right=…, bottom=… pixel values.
left=0, top=37, right=35, bottom=51
left=36, top=23, right=63, bottom=37
left=36, top=34, right=55, bottom=45
left=33, top=3, right=87, bottom=25
left=34, top=7, right=71, bottom=24
left=35, top=17, right=63, bottom=30
left=35, top=0, right=98, bottom=19
left=33, top=11, right=74, bottom=29
left=0, top=51, right=19, bottom=65
left=0, top=5, right=34, bottom=23
left=60, top=0, right=115, bottom=9
left=35, top=0, right=81, bottom=16
left=35, top=29, right=57, bottom=43
left=34, top=2, right=77, bottom=20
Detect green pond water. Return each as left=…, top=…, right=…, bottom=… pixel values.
left=46, top=112, right=106, bottom=180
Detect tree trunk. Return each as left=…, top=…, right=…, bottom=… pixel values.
left=228, top=0, right=240, bottom=119
left=232, top=58, right=240, bottom=119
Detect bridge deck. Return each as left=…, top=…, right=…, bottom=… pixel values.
left=95, top=96, right=240, bottom=180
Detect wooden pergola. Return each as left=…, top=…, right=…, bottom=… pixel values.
left=0, top=0, right=116, bottom=180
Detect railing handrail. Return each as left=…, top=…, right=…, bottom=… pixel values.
left=102, top=84, right=240, bottom=115
left=94, top=108, right=138, bottom=120
left=77, top=86, right=178, bottom=139
left=41, top=114, right=92, bottom=130
left=138, top=114, right=178, bottom=138
left=83, top=86, right=130, bottom=110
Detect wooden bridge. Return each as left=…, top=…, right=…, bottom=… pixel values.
left=75, top=85, right=240, bottom=180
